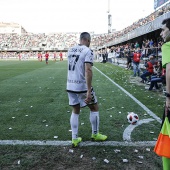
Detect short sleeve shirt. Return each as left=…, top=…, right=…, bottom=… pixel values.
left=67, top=44, right=93, bottom=93
left=162, top=42, right=170, bottom=68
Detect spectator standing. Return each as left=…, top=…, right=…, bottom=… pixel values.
left=105, top=49, right=108, bottom=62
left=132, top=50, right=141, bottom=77
left=125, top=51, right=132, bottom=70
left=135, top=42, right=140, bottom=49
left=102, top=50, right=106, bottom=63
left=149, top=39, right=154, bottom=48
left=142, top=40, right=146, bottom=48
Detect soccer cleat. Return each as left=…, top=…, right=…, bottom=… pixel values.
left=72, top=137, right=82, bottom=147
left=91, top=133, right=107, bottom=141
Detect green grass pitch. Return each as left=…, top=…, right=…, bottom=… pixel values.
left=0, top=60, right=163, bottom=169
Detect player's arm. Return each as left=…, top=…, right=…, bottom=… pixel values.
left=85, top=63, right=92, bottom=91
left=85, top=63, right=92, bottom=103
left=84, top=49, right=94, bottom=104
left=166, top=63, right=170, bottom=112
left=166, top=63, right=170, bottom=93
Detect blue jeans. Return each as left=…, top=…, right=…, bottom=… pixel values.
left=141, top=71, right=152, bottom=81
left=133, top=62, right=140, bottom=76
left=149, top=76, right=162, bottom=90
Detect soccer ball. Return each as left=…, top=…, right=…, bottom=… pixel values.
left=127, top=112, right=139, bottom=125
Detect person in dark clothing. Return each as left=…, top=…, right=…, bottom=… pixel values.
left=102, top=50, right=106, bottom=63
left=140, top=55, right=156, bottom=83
left=125, top=50, right=132, bottom=70
left=146, top=61, right=165, bottom=91
left=104, top=49, right=108, bottom=62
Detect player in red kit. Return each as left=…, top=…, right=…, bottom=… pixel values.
left=38, top=52, right=41, bottom=61
left=45, top=51, right=49, bottom=64
left=40, top=52, right=42, bottom=62
left=59, top=51, right=63, bottom=61
left=54, top=52, right=57, bottom=62
left=18, top=52, right=21, bottom=61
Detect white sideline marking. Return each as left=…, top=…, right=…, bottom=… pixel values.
left=94, top=66, right=162, bottom=123
left=0, top=140, right=156, bottom=147
left=123, top=118, right=155, bottom=141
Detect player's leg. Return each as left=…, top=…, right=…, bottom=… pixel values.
left=71, top=104, right=80, bottom=139
left=133, top=63, right=137, bottom=76
left=137, top=63, right=140, bottom=76
left=88, top=103, right=99, bottom=134
left=88, top=103, right=107, bottom=141
left=71, top=104, right=82, bottom=146
left=87, top=88, right=107, bottom=141
left=68, top=92, right=82, bottom=147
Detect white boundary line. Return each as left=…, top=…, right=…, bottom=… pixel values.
left=94, top=66, right=162, bottom=123
left=0, top=140, right=156, bottom=147
left=123, top=118, right=155, bottom=141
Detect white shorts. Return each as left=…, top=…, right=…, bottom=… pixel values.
left=67, top=88, right=97, bottom=108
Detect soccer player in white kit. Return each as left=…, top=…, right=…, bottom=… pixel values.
left=67, top=32, right=107, bottom=147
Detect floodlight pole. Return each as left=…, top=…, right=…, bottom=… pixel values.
left=108, top=0, right=112, bottom=34
left=108, top=0, right=110, bottom=13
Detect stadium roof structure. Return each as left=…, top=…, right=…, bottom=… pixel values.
left=0, top=22, right=27, bottom=34
left=101, top=11, right=170, bottom=48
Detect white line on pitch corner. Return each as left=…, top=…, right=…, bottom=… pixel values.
left=94, top=66, right=162, bottom=123
left=0, top=140, right=156, bottom=147
left=123, top=118, right=155, bottom=141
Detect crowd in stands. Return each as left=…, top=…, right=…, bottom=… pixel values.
left=0, top=2, right=169, bottom=50
left=0, top=33, right=80, bottom=49
left=97, top=39, right=166, bottom=92
left=97, top=38, right=163, bottom=61
left=91, top=2, right=170, bottom=47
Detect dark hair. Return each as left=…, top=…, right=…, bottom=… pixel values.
left=158, top=60, right=162, bottom=70
left=162, top=18, right=170, bottom=30
left=80, top=32, right=91, bottom=41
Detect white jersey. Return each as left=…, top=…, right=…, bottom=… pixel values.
left=67, top=44, right=93, bottom=93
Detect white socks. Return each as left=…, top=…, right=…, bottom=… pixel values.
left=90, top=111, right=99, bottom=135
left=70, top=112, right=79, bottom=139
left=70, top=111, right=99, bottom=139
